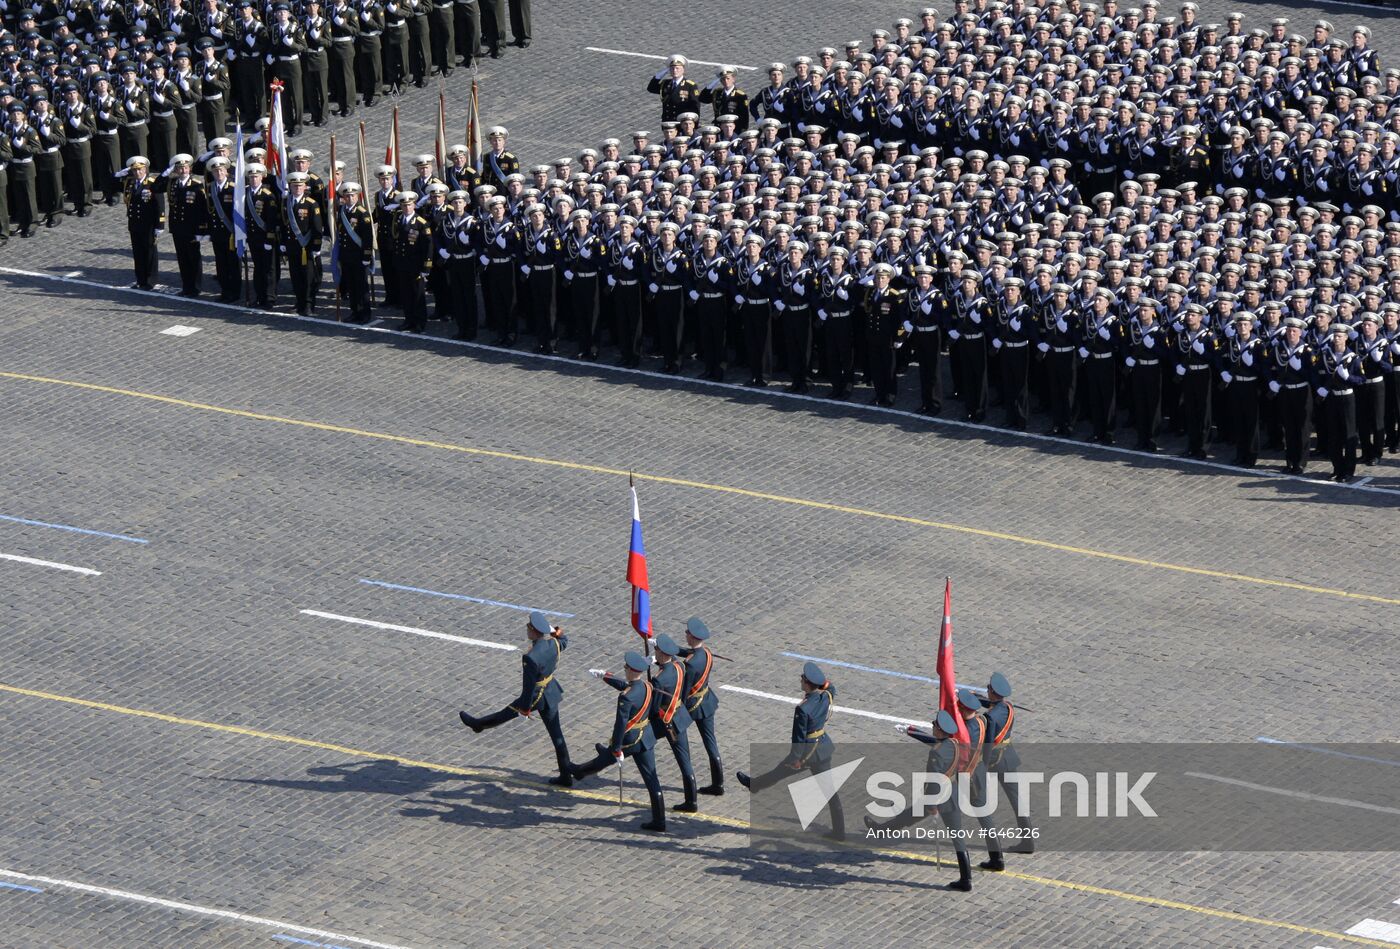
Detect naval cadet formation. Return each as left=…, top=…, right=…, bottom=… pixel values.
left=458, top=610, right=1030, bottom=892
left=7, top=1, right=1400, bottom=482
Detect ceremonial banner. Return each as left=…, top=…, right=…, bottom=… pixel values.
left=232, top=129, right=247, bottom=259
left=628, top=484, right=652, bottom=640
left=937, top=578, right=970, bottom=744
left=466, top=78, right=481, bottom=171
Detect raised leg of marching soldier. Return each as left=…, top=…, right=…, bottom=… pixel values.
left=62, top=137, right=94, bottom=217
left=1228, top=378, right=1260, bottom=467
left=428, top=0, right=455, bottom=75
left=444, top=255, right=479, bottom=338
left=454, top=0, right=480, bottom=65
left=479, top=0, right=506, bottom=56
left=9, top=160, right=38, bottom=237
left=507, top=0, right=529, bottom=45
left=999, top=339, right=1030, bottom=428
left=35, top=149, right=64, bottom=228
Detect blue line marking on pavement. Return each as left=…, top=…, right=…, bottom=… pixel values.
left=1255, top=737, right=1400, bottom=768
left=0, top=881, right=45, bottom=893
left=0, top=512, right=148, bottom=544
left=271, top=935, right=352, bottom=949
left=780, top=652, right=987, bottom=693
left=358, top=579, right=575, bottom=618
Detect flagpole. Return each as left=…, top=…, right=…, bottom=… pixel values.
left=330, top=133, right=340, bottom=323
left=358, top=120, right=378, bottom=304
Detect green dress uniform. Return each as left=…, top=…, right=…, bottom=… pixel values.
left=570, top=650, right=668, bottom=832
left=981, top=672, right=1035, bottom=852
left=58, top=93, right=96, bottom=216
left=89, top=87, right=124, bottom=203
left=196, top=49, right=231, bottom=141
left=327, top=0, right=360, bottom=115
left=31, top=108, right=66, bottom=227
left=300, top=12, right=331, bottom=127
left=677, top=617, right=723, bottom=794
left=117, top=79, right=150, bottom=162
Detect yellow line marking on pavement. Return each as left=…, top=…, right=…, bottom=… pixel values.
left=2, top=369, right=1397, bottom=607
left=0, top=680, right=1392, bottom=947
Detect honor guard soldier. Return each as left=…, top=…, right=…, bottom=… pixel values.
left=145, top=61, right=181, bottom=173
left=301, top=0, right=331, bottom=127
left=459, top=611, right=574, bottom=788
left=595, top=634, right=698, bottom=814
left=117, top=62, right=151, bottom=167
left=282, top=170, right=324, bottom=314
left=437, top=188, right=479, bottom=339
left=58, top=80, right=95, bottom=217
left=570, top=650, right=668, bottom=832
left=982, top=672, right=1035, bottom=852
left=677, top=617, right=724, bottom=796
left=194, top=39, right=229, bottom=141
left=170, top=48, right=202, bottom=155
left=869, top=709, right=976, bottom=891
left=89, top=73, right=124, bottom=205
left=1124, top=302, right=1165, bottom=451
left=158, top=153, right=208, bottom=296
left=1219, top=313, right=1264, bottom=467
left=354, top=0, right=385, bottom=109
left=204, top=155, right=242, bottom=302
left=335, top=182, right=375, bottom=322
left=480, top=126, right=519, bottom=191
left=30, top=94, right=66, bottom=230
left=647, top=55, right=700, bottom=122
left=737, top=661, right=845, bottom=840
left=381, top=0, right=411, bottom=95
left=391, top=188, right=432, bottom=331
left=5, top=102, right=41, bottom=238
left=1172, top=304, right=1218, bottom=459
left=1314, top=323, right=1361, bottom=482
left=327, top=0, right=359, bottom=117
left=956, top=688, right=1008, bottom=872
left=243, top=161, right=282, bottom=307
left=1267, top=316, right=1314, bottom=475
left=115, top=155, right=163, bottom=288
left=266, top=4, right=306, bottom=136
left=230, top=1, right=269, bottom=128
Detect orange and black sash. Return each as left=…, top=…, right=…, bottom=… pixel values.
left=655, top=664, right=684, bottom=725
left=621, top=680, right=654, bottom=748
left=684, top=646, right=713, bottom=710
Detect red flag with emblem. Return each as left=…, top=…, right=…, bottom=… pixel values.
left=937, top=577, right=971, bottom=744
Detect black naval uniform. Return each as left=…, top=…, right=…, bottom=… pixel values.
left=335, top=198, right=376, bottom=322
left=735, top=255, right=774, bottom=386
left=1219, top=331, right=1265, bottom=467
left=1124, top=319, right=1165, bottom=451
left=1313, top=344, right=1360, bottom=482
left=119, top=166, right=164, bottom=288
left=244, top=179, right=282, bottom=307
left=1171, top=323, right=1218, bottom=459
left=816, top=268, right=857, bottom=398
left=437, top=208, right=479, bottom=338
left=206, top=173, right=243, bottom=302
left=392, top=206, right=433, bottom=330
left=1267, top=335, right=1314, bottom=474
left=283, top=189, right=325, bottom=314
left=159, top=171, right=209, bottom=296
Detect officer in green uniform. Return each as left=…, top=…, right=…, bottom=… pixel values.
left=737, top=660, right=845, bottom=840
left=458, top=610, right=573, bottom=787
left=570, top=650, right=668, bottom=832
left=981, top=671, right=1035, bottom=853
left=956, top=687, right=1007, bottom=873
left=678, top=617, right=723, bottom=796
left=866, top=709, right=976, bottom=891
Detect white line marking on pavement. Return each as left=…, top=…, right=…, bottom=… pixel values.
left=1355, top=477, right=1374, bottom=487
left=299, top=609, right=517, bottom=651
left=0, top=868, right=414, bottom=949
left=159, top=324, right=202, bottom=337
left=1347, top=920, right=1400, bottom=945
left=719, top=684, right=922, bottom=726
left=1184, top=772, right=1400, bottom=816
left=1255, top=737, right=1400, bottom=768
left=4, top=265, right=1396, bottom=500
left=0, top=552, right=101, bottom=576
left=583, top=46, right=759, bottom=70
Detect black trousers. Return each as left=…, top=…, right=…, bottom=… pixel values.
left=454, top=1, right=481, bottom=62
left=823, top=314, right=854, bottom=396
left=1179, top=368, right=1212, bottom=455
left=175, top=105, right=200, bottom=155
left=288, top=242, right=318, bottom=312
left=231, top=59, right=265, bottom=126
left=482, top=260, right=517, bottom=340
left=62, top=141, right=93, bottom=212
left=383, top=26, right=409, bottom=87
left=356, top=37, right=383, bottom=103
left=909, top=329, right=942, bottom=411
left=1045, top=348, right=1076, bottom=432
left=612, top=281, right=642, bottom=364
left=1130, top=363, right=1162, bottom=447
left=570, top=275, right=600, bottom=356
left=782, top=305, right=812, bottom=391
left=741, top=301, right=771, bottom=383
left=1226, top=379, right=1260, bottom=466
left=172, top=231, right=203, bottom=295
left=480, top=0, right=506, bottom=49
left=696, top=295, right=728, bottom=379
left=654, top=288, right=685, bottom=371
left=867, top=330, right=896, bottom=404
left=443, top=256, right=479, bottom=338
left=119, top=123, right=149, bottom=164
left=1323, top=391, right=1358, bottom=480
left=129, top=223, right=158, bottom=287
left=398, top=266, right=427, bottom=330
left=1357, top=379, right=1385, bottom=462
left=429, top=3, right=455, bottom=73
left=212, top=231, right=242, bottom=301
left=339, top=257, right=371, bottom=321
left=1385, top=374, right=1400, bottom=452
left=956, top=334, right=988, bottom=419
left=93, top=133, right=121, bottom=198
left=523, top=266, right=556, bottom=346
left=1279, top=386, right=1312, bottom=471
left=999, top=341, right=1029, bottom=427
left=250, top=237, right=278, bottom=305
left=408, top=13, right=430, bottom=81
left=470, top=703, right=571, bottom=779
left=1082, top=354, right=1116, bottom=439
left=507, top=0, right=529, bottom=41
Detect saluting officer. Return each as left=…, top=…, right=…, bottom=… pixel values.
left=647, top=55, right=701, bottom=123
left=698, top=66, right=749, bottom=132
left=282, top=170, right=325, bottom=314
left=334, top=182, right=376, bottom=323
left=458, top=611, right=574, bottom=788
left=114, top=155, right=164, bottom=289
left=158, top=152, right=208, bottom=297
left=570, top=650, right=668, bottom=833
left=371, top=165, right=400, bottom=304
left=737, top=661, right=845, bottom=841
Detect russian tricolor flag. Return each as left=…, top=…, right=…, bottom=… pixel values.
left=628, top=484, right=652, bottom=639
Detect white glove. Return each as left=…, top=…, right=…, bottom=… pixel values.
left=1191, top=339, right=1205, bottom=354
left=774, top=299, right=785, bottom=311
left=902, top=320, right=913, bottom=334
left=707, top=270, right=719, bottom=284
left=606, top=274, right=616, bottom=288
left=648, top=282, right=658, bottom=294
left=735, top=294, right=745, bottom=305
left=1316, top=386, right=1328, bottom=398
left=1125, top=356, right=1136, bottom=368
left=793, top=281, right=805, bottom=296
left=969, top=310, right=981, bottom=324
left=614, top=751, right=624, bottom=765
left=1220, top=370, right=1232, bottom=384
left=893, top=723, right=912, bottom=737
left=477, top=254, right=489, bottom=265
left=115, top=168, right=130, bottom=178
left=1144, top=335, right=1155, bottom=349
left=1010, top=317, right=1021, bottom=331
left=1175, top=364, right=1186, bottom=377
left=1268, top=380, right=1281, bottom=394
left=653, top=67, right=668, bottom=81
left=688, top=289, right=699, bottom=301
left=1241, top=351, right=1253, bottom=366
left=589, top=668, right=607, bottom=678
left=1391, top=342, right=1400, bottom=356
left=1372, top=348, right=1384, bottom=363
left=519, top=264, right=529, bottom=275
left=1036, top=341, right=1049, bottom=353
left=1055, top=318, right=1068, bottom=333
left=1338, top=368, right=1351, bottom=382
left=818, top=310, right=827, bottom=321
left=992, top=337, right=1003, bottom=349
left=1098, top=325, right=1110, bottom=340
left=1077, top=346, right=1089, bottom=359
left=563, top=269, right=573, bottom=280
left=836, top=287, right=848, bottom=300
left=1288, top=356, right=1301, bottom=371
left=438, top=248, right=448, bottom=259
left=621, top=256, right=634, bottom=271
left=948, top=328, right=960, bottom=340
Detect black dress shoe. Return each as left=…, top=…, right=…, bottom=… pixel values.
left=671, top=801, right=698, bottom=813
left=458, top=711, right=483, bottom=733
left=547, top=774, right=573, bottom=787
left=490, top=45, right=504, bottom=58
left=736, top=771, right=752, bottom=790
left=640, top=819, right=667, bottom=832
left=979, top=856, right=1006, bottom=872
left=515, top=37, right=530, bottom=47
left=697, top=784, right=724, bottom=796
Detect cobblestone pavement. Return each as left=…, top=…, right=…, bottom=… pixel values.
left=2, top=1, right=1400, bottom=947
